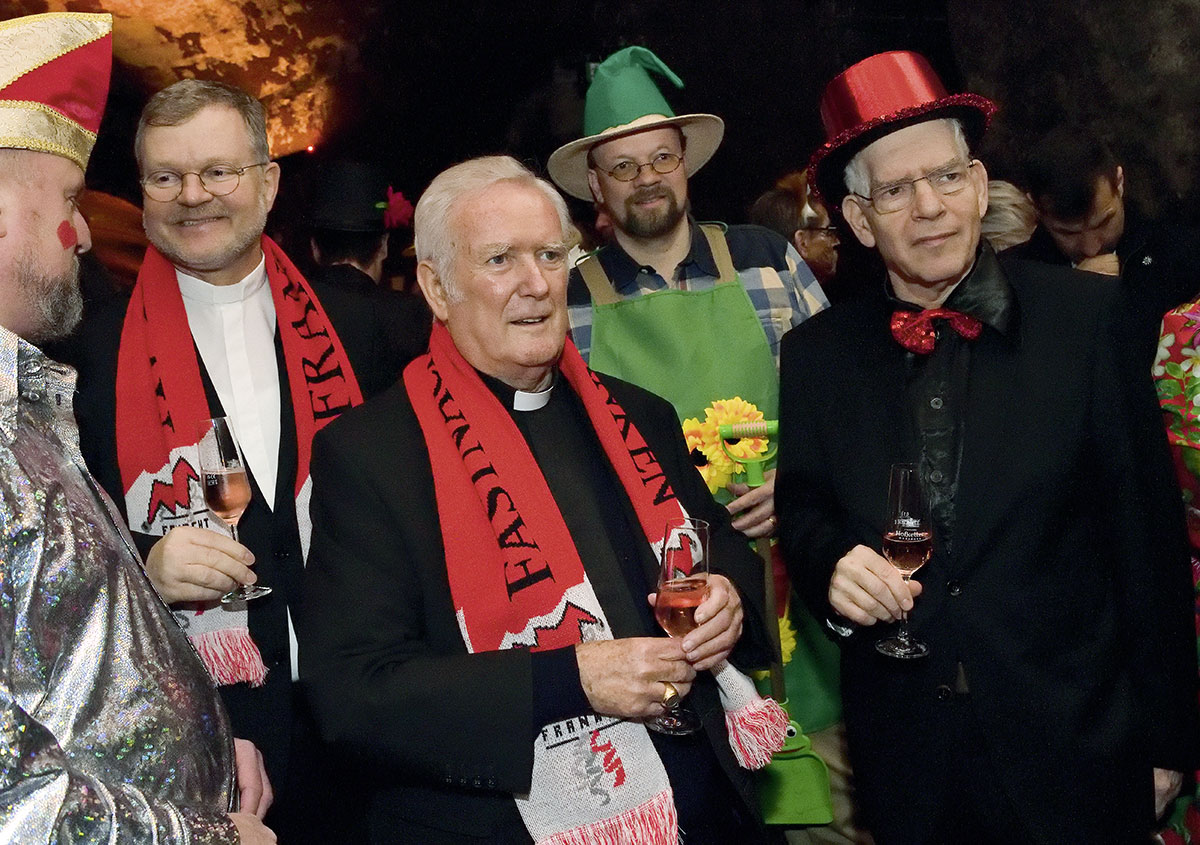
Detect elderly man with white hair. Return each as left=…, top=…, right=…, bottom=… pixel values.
left=778, top=51, right=1198, bottom=843
left=300, top=155, right=786, bottom=844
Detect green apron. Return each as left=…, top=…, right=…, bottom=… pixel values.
left=579, top=225, right=836, bottom=824
left=582, top=224, right=779, bottom=424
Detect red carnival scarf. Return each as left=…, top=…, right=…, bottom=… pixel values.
left=405, top=322, right=784, bottom=844
left=116, top=237, right=363, bottom=685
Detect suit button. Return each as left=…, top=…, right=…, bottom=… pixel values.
left=930, top=396, right=944, bottom=410
left=443, top=775, right=454, bottom=785
left=275, top=549, right=292, bottom=561
left=473, top=777, right=484, bottom=788
left=487, top=778, right=497, bottom=789
left=947, top=580, right=962, bottom=597
left=930, top=470, right=945, bottom=483
left=935, top=685, right=953, bottom=702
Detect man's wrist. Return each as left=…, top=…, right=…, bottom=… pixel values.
left=530, top=646, right=590, bottom=734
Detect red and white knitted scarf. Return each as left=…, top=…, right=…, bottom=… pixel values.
left=116, top=237, right=363, bottom=685
left=405, top=322, right=784, bottom=845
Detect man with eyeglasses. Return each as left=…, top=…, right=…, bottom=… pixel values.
left=548, top=47, right=827, bottom=542
left=69, top=78, right=385, bottom=843
left=749, top=172, right=842, bottom=296
left=776, top=51, right=1198, bottom=843
left=549, top=47, right=847, bottom=839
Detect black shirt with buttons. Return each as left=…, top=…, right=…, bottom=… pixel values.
left=889, top=244, right=1016, bottom=558
left=889, top=245, right=1016, bottom=694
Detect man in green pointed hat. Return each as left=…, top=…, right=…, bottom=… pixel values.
left=548, top=46, right=828, bottom=537
left=548, top=46, right=856, bottom=842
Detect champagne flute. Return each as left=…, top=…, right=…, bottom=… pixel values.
left=197, top=417, right=271, bottom=604
left=648, top=516, right=709, bottom=736
left=875, top=463, right=931, bottom=659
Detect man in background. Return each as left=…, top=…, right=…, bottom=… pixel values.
left=1012, top=125, right=1200, bottom=360
left=548, top=45, right=852, bottom=842
left=549, top=45, right=828, bottom=541
left=749, top=171, right=841, bottom=297
left=304, top=158, right=430, bottom=395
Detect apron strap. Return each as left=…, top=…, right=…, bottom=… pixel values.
left=576, top=253, right=620, bottom=305
left=699, top=224, right=737, bottom=286
left=579, top=226, right=735, bottom=300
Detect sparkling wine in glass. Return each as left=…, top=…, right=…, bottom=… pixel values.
left=197, top=417, right=271, bottom=605
left=648, top=516, right=709, bottom=736
left=875, top=463, right=931, bottom=659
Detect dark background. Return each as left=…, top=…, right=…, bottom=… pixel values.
left=81, top=0, right=969, bottom=225
left=14, top=0, right=1199, bottom=242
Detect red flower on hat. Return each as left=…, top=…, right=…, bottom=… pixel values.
left=382, top=186, right=414, bottom=229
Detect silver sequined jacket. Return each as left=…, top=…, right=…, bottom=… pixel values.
left=0, top=327, right=238, bottom=843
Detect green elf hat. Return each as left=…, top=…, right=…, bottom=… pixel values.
left=547, top=46, right=724, bottom=200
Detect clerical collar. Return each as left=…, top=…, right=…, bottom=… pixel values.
left=886, top=242, right=1016, bottom=336
left=176, top=255, right=267, bottom=303
left=479, top=370, right=557, bottom=411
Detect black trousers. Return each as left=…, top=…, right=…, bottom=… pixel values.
left=858, top=689, right=1152, bottom=845
left=265, top=687, right=368, bottom=844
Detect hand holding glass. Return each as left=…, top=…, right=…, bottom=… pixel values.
left=875, top=464, right=931, bottom=659
left=649, top=516, right=709, bottom=736
left=197, top=417, right=271, bottom=605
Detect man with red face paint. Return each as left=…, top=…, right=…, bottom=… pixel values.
left=0, top=12, right=275, bottom=843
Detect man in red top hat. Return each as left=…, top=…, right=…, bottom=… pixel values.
left=777, top=51, right=1199, bottom=842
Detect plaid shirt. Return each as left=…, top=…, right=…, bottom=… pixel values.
left=567, top=220, right=828, bottom=366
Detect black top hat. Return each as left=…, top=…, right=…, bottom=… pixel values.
left=307, top=160, right=392, bottom=232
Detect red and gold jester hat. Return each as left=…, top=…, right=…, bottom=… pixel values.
left=0, top=11, right=112, bottom=172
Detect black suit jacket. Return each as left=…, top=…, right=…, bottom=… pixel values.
left=777, top=255, right=1199, bottom=841
left=308, top=263, right=432, bottom=397
left=300, top=371, right=771, bottom=843
left=70, top=294, right=301, bottom=778
left=67, top=271, right=416, bottom=829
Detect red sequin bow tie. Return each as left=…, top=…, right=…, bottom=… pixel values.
left=890, top=308, right=982, bottom=354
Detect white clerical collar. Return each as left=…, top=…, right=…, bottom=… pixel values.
left=512, top=378, right=555, bottom=412
left=176, top=255, right=268, bottom=304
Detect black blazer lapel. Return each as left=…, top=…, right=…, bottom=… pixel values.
left=847, top=307, right=910, bottom=534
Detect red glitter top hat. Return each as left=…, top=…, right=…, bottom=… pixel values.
left=807, top=51, right=995, bottom=207
left=0, top=12, right=112, bottom=171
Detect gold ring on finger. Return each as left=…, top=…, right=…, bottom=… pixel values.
left=661, top=682, right=680, bottom=708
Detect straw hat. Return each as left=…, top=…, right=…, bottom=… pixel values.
left=547, top=47, right=724, bottom=201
